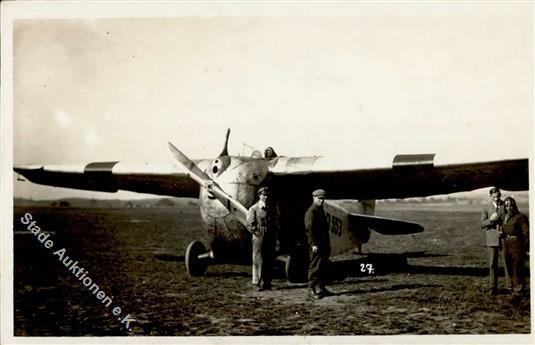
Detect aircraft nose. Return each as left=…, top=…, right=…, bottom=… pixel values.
left=208, top=156, right=231, bottom=178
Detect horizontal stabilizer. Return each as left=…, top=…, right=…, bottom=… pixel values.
left=348, top=213, right=424, bottom=235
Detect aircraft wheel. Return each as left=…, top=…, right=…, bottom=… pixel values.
left=185, top=240, right=208, bottom=277
left=285, top=254, right=307, bottom=283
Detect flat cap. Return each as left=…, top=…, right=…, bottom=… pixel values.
left=489, top=187, right=501, bottom=195
left=312, top=189, right=326, bottom=198
left=257, top=186, right=270, bottom=195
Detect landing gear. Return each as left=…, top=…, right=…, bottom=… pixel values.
left=284, top=254, right=307, bottom=283
left=185, top=240, right=211, bottom=277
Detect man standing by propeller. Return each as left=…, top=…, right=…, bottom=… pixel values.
left=305, top=189, right=333, bottom=299
left=246, top=186, right=277, bottom=291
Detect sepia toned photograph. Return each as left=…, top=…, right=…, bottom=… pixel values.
left=1, top=2, right=532, bottom=344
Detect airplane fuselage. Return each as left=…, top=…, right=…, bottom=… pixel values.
left=198, top=155, right=269, bottom=261
left=196, top=155, right=374, bottom=262
left=13, top=130, right=528, bottom=281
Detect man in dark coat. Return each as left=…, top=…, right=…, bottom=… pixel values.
left=502, top=196, right=529, bottom=296
left=480, top=187, right=508, bottom=295
left=246, top=186, right=277, bottom=291
left=305, top=189, right=332, bottom=299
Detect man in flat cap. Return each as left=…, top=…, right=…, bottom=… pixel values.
left=305, top=189, right=333, bottom=299
left=480, top=187, right=509, bottom=295
left=246, top=186, right=277, bottom=291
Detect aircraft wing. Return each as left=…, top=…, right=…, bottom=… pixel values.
left=14, top=153, right=529, bottom=201
left=268, top=153, right=529, bottom=200
left=13, top=161, right=209, bottom=198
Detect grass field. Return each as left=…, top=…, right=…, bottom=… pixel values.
left=13, top=203, right=530, bottom=336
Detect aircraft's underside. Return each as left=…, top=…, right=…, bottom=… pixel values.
left=190, top=194, right=375, bottom=283
left=198, top=196, right=310, bottom=263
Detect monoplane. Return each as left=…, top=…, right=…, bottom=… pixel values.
left=14, top=129, right=529, bottom=281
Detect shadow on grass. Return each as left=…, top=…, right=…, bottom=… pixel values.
left=353, top=251, right=448, bottom=259
left=154, top=251, right=524, bottom=280
left=329, top=252, right=527, bottom=278
left=328, top=278, right=389, bottom=287
left=328, top=254, right=411, bottom=281
left=407, top=265, right=488, bottom=276
left=336, top=283, right=442, bottom=296
left=154, top=253, right=185, bottom=262
left=205, top=271, right=250, bottom=278
left=408, top=264, right=531, bottom=277
left=400, top=251, right=448, bottom=258
left=277, top=283, right=309, bottom=290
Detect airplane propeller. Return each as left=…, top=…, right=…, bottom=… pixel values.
left=167, top=141, right=248, bottom=226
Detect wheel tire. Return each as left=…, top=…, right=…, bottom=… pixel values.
left=185, top=240, right=208, bottom=277
left=285, top=254, right=307, bottom=283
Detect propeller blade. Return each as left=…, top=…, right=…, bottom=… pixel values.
left=167, top=141, right=248, bottom=225
left=206, top=183, right=248, bottom=224
left=167, top=142, right=211, bottom=185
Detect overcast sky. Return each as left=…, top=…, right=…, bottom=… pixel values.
left=8, top=3, right=532, bottom=199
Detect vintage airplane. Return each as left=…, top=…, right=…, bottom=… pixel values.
left=14, top=129, right=529, bottom=282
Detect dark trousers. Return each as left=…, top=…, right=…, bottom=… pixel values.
left=308, top=250, right=328, bottom=290
left=503, top=236, right=526, bottom=291
left=261, top=243, right=274, bottom=287
left=487, top=243, right=511, bottom=291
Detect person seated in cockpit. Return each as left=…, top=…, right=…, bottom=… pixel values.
left=264, top=147, right=277, bottom=159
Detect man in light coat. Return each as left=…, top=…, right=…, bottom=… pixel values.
left=246, top=186, right=277, bottom=291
